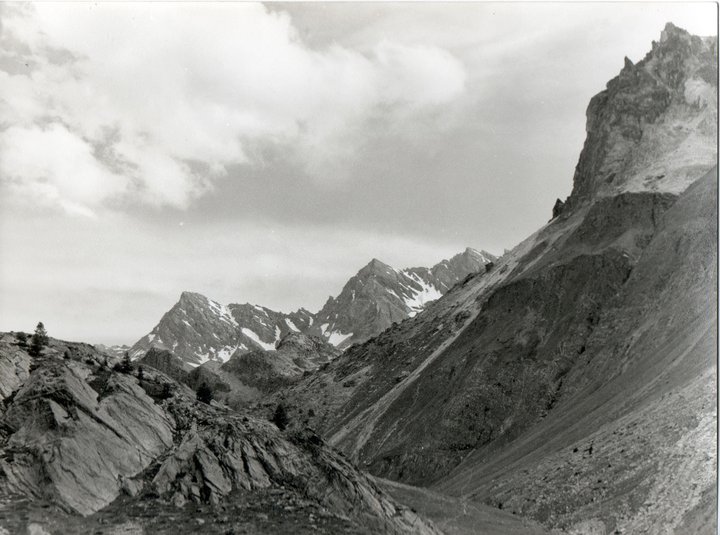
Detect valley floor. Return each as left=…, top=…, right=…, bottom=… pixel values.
left=377, top=478, right=550, bottom=535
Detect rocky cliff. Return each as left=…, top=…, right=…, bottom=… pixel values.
left=566, top=22, right=717, bottom=208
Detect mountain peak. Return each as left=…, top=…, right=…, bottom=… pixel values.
left=358, top=258, right=395, bottom=277
left=565, top=23, right=717, bottom=209
left=178, top=291, right=208, bottom=306
left=660, top=21, right=688, bottom=42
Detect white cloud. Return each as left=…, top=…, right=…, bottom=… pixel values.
left=0, top=123, right=126, bottom=217
left=0, top=2, right=466, bottom=216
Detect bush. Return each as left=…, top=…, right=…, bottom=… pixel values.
left=272, top=403, right=289, bottom=431
left=113, top=352, right=133, bottom=374
left=159, top=383, right=173, bottom=400
left=16, top=332, right=28, bottom=347
left=196, top=383, right=213, bottom=404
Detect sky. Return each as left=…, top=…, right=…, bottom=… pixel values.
left=0, top=2, right=716, bottom=345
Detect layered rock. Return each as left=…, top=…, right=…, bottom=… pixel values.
left=0, top=340, right=440, bottom=534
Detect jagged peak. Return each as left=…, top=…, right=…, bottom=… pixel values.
left=358, top=258, right=395, bottom=277
left=178, top=291, right=208, bottom=305
left=660, top=21, right=689, bottom=43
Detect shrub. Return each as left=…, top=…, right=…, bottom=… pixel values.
left=159, top=383, right=173, bottom=400
left=16, top=332, right=28, bottom=347
left=196, top=383, right=213, bottom=404
left=272, top=403, right=289, bottom=431
left=113, top=352, right=133, bottom=373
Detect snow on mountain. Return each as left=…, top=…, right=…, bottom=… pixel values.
left=130, top=248, right=496, bottom=365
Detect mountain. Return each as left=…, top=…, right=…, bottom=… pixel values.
left=309, top=248, right=496, bottom=349
left=130, top=248, right=494, bottom=366
left=270, top=24, right=717, bottom=534
left=0, top=333, right=440, bottom=534
left=130, top=291, right=314, bottom=366
left=183, top=332, right=340, bottom=408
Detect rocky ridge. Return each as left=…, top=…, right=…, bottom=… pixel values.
left=130, top=248, right=495, bottom=367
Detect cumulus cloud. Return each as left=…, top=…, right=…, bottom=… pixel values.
left=0, top=2, right=466, bottom=216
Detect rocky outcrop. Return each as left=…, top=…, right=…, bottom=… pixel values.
left=567, top=23, right=717, bottom=208
left=0, top=357, right=175, bottom=515
left=0, top=333, right=32, bottom=400
left=0, top=342, right=440, bottom=534
left=139, top=347, right=190, bottom=383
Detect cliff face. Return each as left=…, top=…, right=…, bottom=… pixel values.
left=568, top=23, right=717, bottom=207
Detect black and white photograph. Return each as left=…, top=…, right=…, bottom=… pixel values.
left=0, top=2, right=716, bottom=533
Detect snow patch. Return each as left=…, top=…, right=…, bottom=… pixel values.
left=285, top=318, right=300, bottom=332
left=403, top=273, right=443, bottom=313
left=216, top=345, right=236, bottom=362
left=320, top=323, right=329, bottom=335
left=206, top=297, right=238, bottom=327
left=328, top=331, right=353, bottom=346
left=241, top=327, right=276, bottom=351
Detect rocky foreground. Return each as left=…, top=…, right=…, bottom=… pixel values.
left=0, top=335, right=441, bottom=534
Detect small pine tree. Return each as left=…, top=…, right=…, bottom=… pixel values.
left=196, top=383, right=213, bottom=404
left=137, top=366, right=144, bottom=381
left=29, top=322, right=48, bottom=357
left=272, top=403, right=289, bottom=431
left=121, top=352, right=132, bottom=373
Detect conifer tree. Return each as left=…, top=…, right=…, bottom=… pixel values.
left=29, top=322, right=48, bottom=357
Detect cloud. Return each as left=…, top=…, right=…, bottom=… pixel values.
left=0, top=123, right=126, bottom=217
left=0, top=3, right=466, bottom=216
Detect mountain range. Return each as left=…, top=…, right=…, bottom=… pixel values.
left=0, top=22, right=715, bottom=535
left=129, top=248, right=496, bottom=367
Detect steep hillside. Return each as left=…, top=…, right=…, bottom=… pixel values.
left=271, top=23, right=717, bottom=534
left=130, top=248, right=493, bottom=366
left=0, top=334, right=440, bottom=534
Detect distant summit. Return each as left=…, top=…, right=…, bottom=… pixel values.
left=129, top=248, right=496, bottom=366
left=310, top=248, right=496, bottom=348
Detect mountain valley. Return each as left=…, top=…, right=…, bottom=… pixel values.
left=0, top=21, right=716, bottom=535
